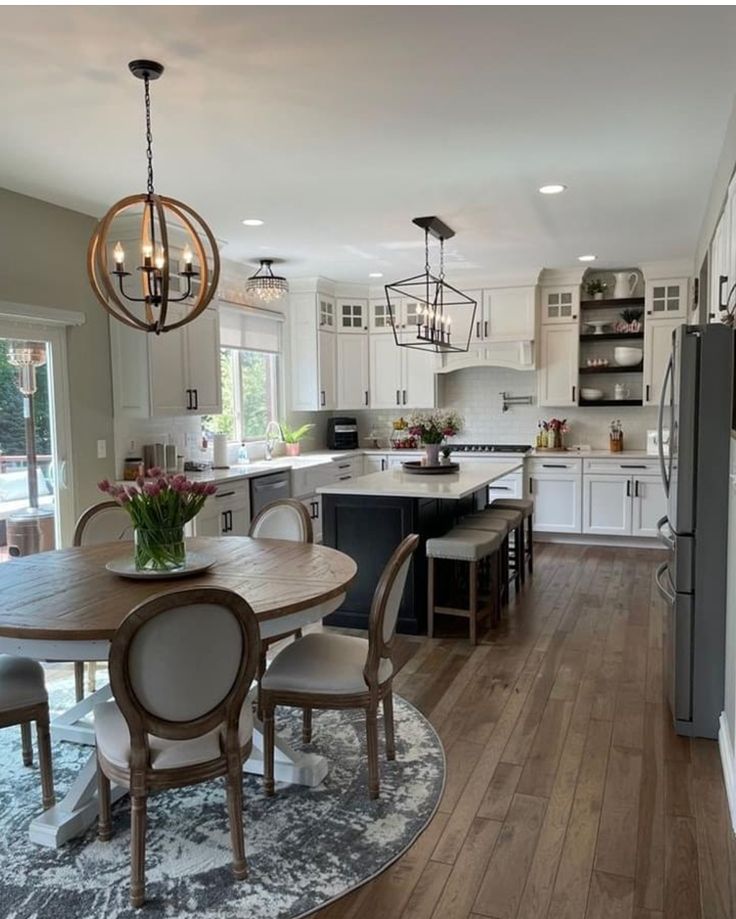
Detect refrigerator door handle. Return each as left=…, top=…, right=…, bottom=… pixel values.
left=655, top=561, right=675, bottom=605
left=657, top=353, right=673, bottom=497
left=656, top=514, right=674, bottom=550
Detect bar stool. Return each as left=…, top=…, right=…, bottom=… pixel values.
left=457, top=514, right=511, bottom=606
left=482, top=507, right=525, bottom=590
left=492, top=497, right=534, bottom=578
left=426, top=527, right=504, bottom=644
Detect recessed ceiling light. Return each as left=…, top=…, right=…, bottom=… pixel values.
left=538, top=184, right=567, bottom=195
left=578, top=254, right=597, bottom=262
left=369, top=272, right=383, bottom=278
left=242, top=218, right=264, bottom=226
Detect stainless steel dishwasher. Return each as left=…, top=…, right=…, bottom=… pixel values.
left=249, top=470, right=292, bottom=518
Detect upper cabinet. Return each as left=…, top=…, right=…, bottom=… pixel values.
left=538, top=323, right=579, bottom=407
left=318, top=295, right=336, bottom=330
left=289, top=292, right=337, bottom=411
left=367, top=332, right=437, bottom=410
left=337, top=298, right=369, bottom=333
left=369, top=297, right=420, bottom=334
left=541, top=286, right=579, bottom=324
left=337, top=333, right=370, bottom=409
left=643, top=317, right=679, bottom=406
left=645, top=278, right=688, bottom=321
left=110, top=305, right=222, bottom=418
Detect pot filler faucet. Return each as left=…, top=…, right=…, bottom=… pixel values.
left=264, top=420, right=283, bottom=461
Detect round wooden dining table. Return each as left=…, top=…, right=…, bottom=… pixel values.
left=0, top=536, right=357, bottom=848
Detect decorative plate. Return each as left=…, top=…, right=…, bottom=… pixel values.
left=401, top=461, right=460, bottom=475
left=105, top=552, right=215, bottom=580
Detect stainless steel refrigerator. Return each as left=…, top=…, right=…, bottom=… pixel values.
left=655, top=323, right=733, bottom=738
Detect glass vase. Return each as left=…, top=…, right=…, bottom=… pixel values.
left=423, top=443, right=441, bottom=466
left=134, top=525, right=186, bottom=572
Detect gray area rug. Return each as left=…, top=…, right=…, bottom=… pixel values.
left=0, top=676, right=445, bottom=919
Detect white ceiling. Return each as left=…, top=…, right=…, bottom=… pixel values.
left=2, top=6, right=736, bottom=283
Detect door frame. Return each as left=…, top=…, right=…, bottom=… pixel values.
left=0, top=308, right=80, bottom=548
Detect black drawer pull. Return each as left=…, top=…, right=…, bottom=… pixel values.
left=619, top=464, right=647, bottom=469
left=215, top=491, right=236, bottom=499
left=542, top=463, right=568, bottom=468
left=338, top=475, right=351, bottom=480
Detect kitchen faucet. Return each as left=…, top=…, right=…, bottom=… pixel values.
left=264, top=420, right=282, bottom=461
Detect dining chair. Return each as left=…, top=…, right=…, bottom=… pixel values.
left=73, top=500, right=134, bottom=701
left=261, top=533, right=419, bottom=799
left=0, top=656, right=55, bottom=810
left=248, top=499, right=313, bottom=717
left=94, top=586, right=260, bottom=908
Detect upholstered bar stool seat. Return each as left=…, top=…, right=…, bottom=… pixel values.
left=426, top=527, right=504, bottom=644
left=492, top=497, right=535, bottom=579
left=458, top=513, right=510, bottom=534
left=0, top=656, right=55, bottom=810
left=492, top=497, right=533, bottom=516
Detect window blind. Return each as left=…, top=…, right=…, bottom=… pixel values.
left=219, top=305, right=283, bottom=353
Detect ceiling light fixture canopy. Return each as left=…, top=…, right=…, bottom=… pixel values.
left=245, top=259, right=289, bottom=302
left=385, top=216, right=477, bottom=354
left=87, top=60, right=220, bottom=334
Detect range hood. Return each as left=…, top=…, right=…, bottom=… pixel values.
left=436, top=338, right=535, bottom=373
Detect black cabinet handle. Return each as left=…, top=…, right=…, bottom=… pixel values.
left=320, top=390, right=326, bottom=407
left=620, top=464, right=647, bottom=469
left=572, top=385, right=576, bottom=402
left=646, top=384, right=650, bottom=402
left=381, top=458, right=386, bottom=471
left=476, top=321, right=481, bottom=338
left=626, top=480, right=631, bottom=497
left=339, top=475, right=351, bottom=480
left=338, top=463, right=351, bottom=469
left=186, top=389, right=192, bottom=410
left=720, top=275, right=729, bottom=310
left=402, top=389, right=407, bottom=405
left=542, top=463, right=567, bottom=468
left=396, top=390, right=400, bottom=406
left=314, top=501, right=320, bottom=520
left=484, top=320, right=488, bottom=337
left=364, top=390, right=369, bottom=406
left=529, top=477, right=533, bottom=493
left=635, top=480, right=640, bottom=497
left=193, top=388, right=199, bottom=411
left=215, top=491, right=235, bottom=499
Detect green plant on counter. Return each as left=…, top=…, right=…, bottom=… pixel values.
left=280, top=421, right=314, bottom=444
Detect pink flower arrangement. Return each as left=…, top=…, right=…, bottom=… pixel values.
left=98, top=467, right=217, bottom=530
left=541, top=418, right=570, bottom=435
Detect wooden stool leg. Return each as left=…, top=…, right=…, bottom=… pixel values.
left=518, top=524, right=526, bottom=585
left=74, top=662, right=84, bottom=703
left=36, top=712, right=55, bottom=810
left=366, top=703, right=380, bottom=799
left=20, top=721, right=32, bottom=766
left=98, top=760, right=112, bottom=841
left=501, top=537, right=509, bottom=603
left=263, top=699, right=276, bottom=797
left=383, top=689, right=396, bottom=761
left=88, top=661, right=97, bottom=694
left=469, top=560, right=478, bottom=645
left=130, top=794, right=147, bottom=908
left=302, top=707, right=313, bottom=743
left=527, top=515, right=534, bottom=574
left=427, top=557, right=435, bottom=638
left=513, top=528, right=521, bottom=592
left=495, top=551, right=503, bottom=623
left=226, top=766, right=248, bottom=881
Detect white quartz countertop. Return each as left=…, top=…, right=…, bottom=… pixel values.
left=316, top=460, right=523, bottom=500
left=530, top=449, right=654, bottom=459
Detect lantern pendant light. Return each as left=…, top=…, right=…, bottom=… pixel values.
left=87, top=60, right=220, bottom=334
left=385, top=216, right=477, bottom=353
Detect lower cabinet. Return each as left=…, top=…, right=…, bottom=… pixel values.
left=529, top=472, right=583, bottom=533
left=300, top=495, right=323, bottom=543
left=631, top=476, right=667, bottom=537
left=193, top=480, right=250, bottom=536
left=583, top=473, right=666, bottom=537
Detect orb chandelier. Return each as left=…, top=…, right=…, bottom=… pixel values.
left=245, top=259, right=289, bottom=303
left=385, top=216, right=477, bottom=353
left=87, top=60, right=220, bottom=335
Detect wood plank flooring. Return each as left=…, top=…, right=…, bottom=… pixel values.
left=313, top=543, right=736, bottom=919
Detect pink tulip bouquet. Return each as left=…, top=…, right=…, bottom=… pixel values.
left=99, top=468, right=217, bottom=571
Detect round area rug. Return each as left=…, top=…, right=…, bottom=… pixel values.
left=0, top=675, right=445, bottom=919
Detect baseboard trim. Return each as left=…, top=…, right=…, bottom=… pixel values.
left=534, top=533, right=663, bottom=549
left=719, top=712, right=736, bottom=836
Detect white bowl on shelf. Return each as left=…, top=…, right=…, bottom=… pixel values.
left=580, top=388, right=604, bottom=401
left=613, top=346, right=643, bottom=367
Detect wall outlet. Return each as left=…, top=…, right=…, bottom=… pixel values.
left=97, top=439, right=107, bottom=459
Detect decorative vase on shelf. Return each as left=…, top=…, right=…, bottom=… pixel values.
left=423, top=443, right=441, bottom=466
left=134, top=525, right=186, bottom=572
left=612, top=271, right=639, bottom=299
left=593, top=292, right=604, bottom=301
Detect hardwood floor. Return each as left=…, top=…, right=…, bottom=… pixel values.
left=313, top=543, right=736, bottom=919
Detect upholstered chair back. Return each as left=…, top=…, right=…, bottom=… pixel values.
left=73, top=501, right=133, bottom=546
left=364, top=534, right=419, bottom=687
left=249, top=499, right=313, bottom=543
left=109, top=588, right=260, bottom=746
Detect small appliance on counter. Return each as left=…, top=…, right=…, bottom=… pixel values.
left=327, top=417, right=359, bottom=450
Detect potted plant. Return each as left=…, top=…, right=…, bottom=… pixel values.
left=280, top=421, right=314, bottom=457
left=98, top=469, right=217, bottom=571
left=407, top=409, right=463, bottom=465
left=585, top=279, right=608, bottom=300
left=617, top=308, right=643, bottom=333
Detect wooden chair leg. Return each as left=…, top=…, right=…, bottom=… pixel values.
left=226, top=766, right=248, bottom=881
left=88, top=661, right=97, bottom=694
left=130, top=794, right=147, bottom=908
left=36, top=712, right=55, bottom=810
left=527, top=515, right=534, bottom=574
left=383, top=690, right=396, bottom=761
left=97, top=760, right=112, bottom=841
left=366, top=704, right=380, bottom=799
left=513, top=528, right=522, bottom=592
left=256, top=646, right=268, bottom=721
left=20, top=721, right=32, bottom=766
left=469, top=560, right=478, bottom=645
left=427, top=557, right=435, bottom=638
left=74, top=661, right=85, bottom=703
left=263, top=699, right=276, bottom=797
left=302, top=707, right=313, bottom=744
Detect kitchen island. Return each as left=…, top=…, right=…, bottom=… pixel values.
left=317, top=461, right=521, bottom=634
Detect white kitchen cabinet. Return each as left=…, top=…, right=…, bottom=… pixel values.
left=369, top=296, right=421, bottom=333
left=529, top=470, right=582, bottom=533
left=337, top=334, right=370, bottom=409
left=645, top=278, right=688, bottom=321
left=538, top=323, right=579, bottom=407
left=318, top=295, right=336, bottom=330
left=643, top=317, right=678, bottom=406
left=710, top=207, right=731, bottom=322
left=368, top=332, right=437, bottom=409
left=300, top=496, right=323, bottom=543
left=192, top=479, right=250, bottom=537
left=401, top=332, right=438, bottom=408
left=337, top=298, right=368, bottom=333
left=583, top=475, right=633, bottom=536
left=318, top=329, right=337, bottom=409
left=540, top=286, right=579, bottom=324
left=288, top=292, right=338, bottom=411
left=631, top=476, right=667, bottom=537
left=363, top=454, right=388, bottom=473
left=483, top=287, right=537, bottom=339
left=111, top=304, right=222, bottom=418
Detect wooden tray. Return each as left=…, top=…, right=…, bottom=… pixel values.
left=401, top=461, right=459, bottom=475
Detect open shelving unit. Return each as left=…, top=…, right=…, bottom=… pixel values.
left=577, top=294, right=644, bottom=407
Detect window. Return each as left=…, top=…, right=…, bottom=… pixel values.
left=202, top=306, right=283, bottom=441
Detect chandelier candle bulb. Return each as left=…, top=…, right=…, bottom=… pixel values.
left=113, top=241, right=125, bottom=270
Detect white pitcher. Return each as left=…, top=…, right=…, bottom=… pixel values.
left=612, top=271, right=639, bottom=299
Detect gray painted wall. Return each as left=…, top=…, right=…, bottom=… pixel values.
left=0, top=187, right=115, bottom=514
left=695, top=95, right=736, bottom=279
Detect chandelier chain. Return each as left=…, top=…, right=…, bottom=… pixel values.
left=439, top=237, right=445, bottom=281
left=144, top=75, right=155, bottom=196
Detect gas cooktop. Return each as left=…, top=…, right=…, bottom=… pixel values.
left=451, top=444, right=532, bottom=454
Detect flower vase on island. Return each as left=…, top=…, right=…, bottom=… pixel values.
left=406, top=410, right=463, bottom=466
left=98, top=468, right=217, bottom=571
